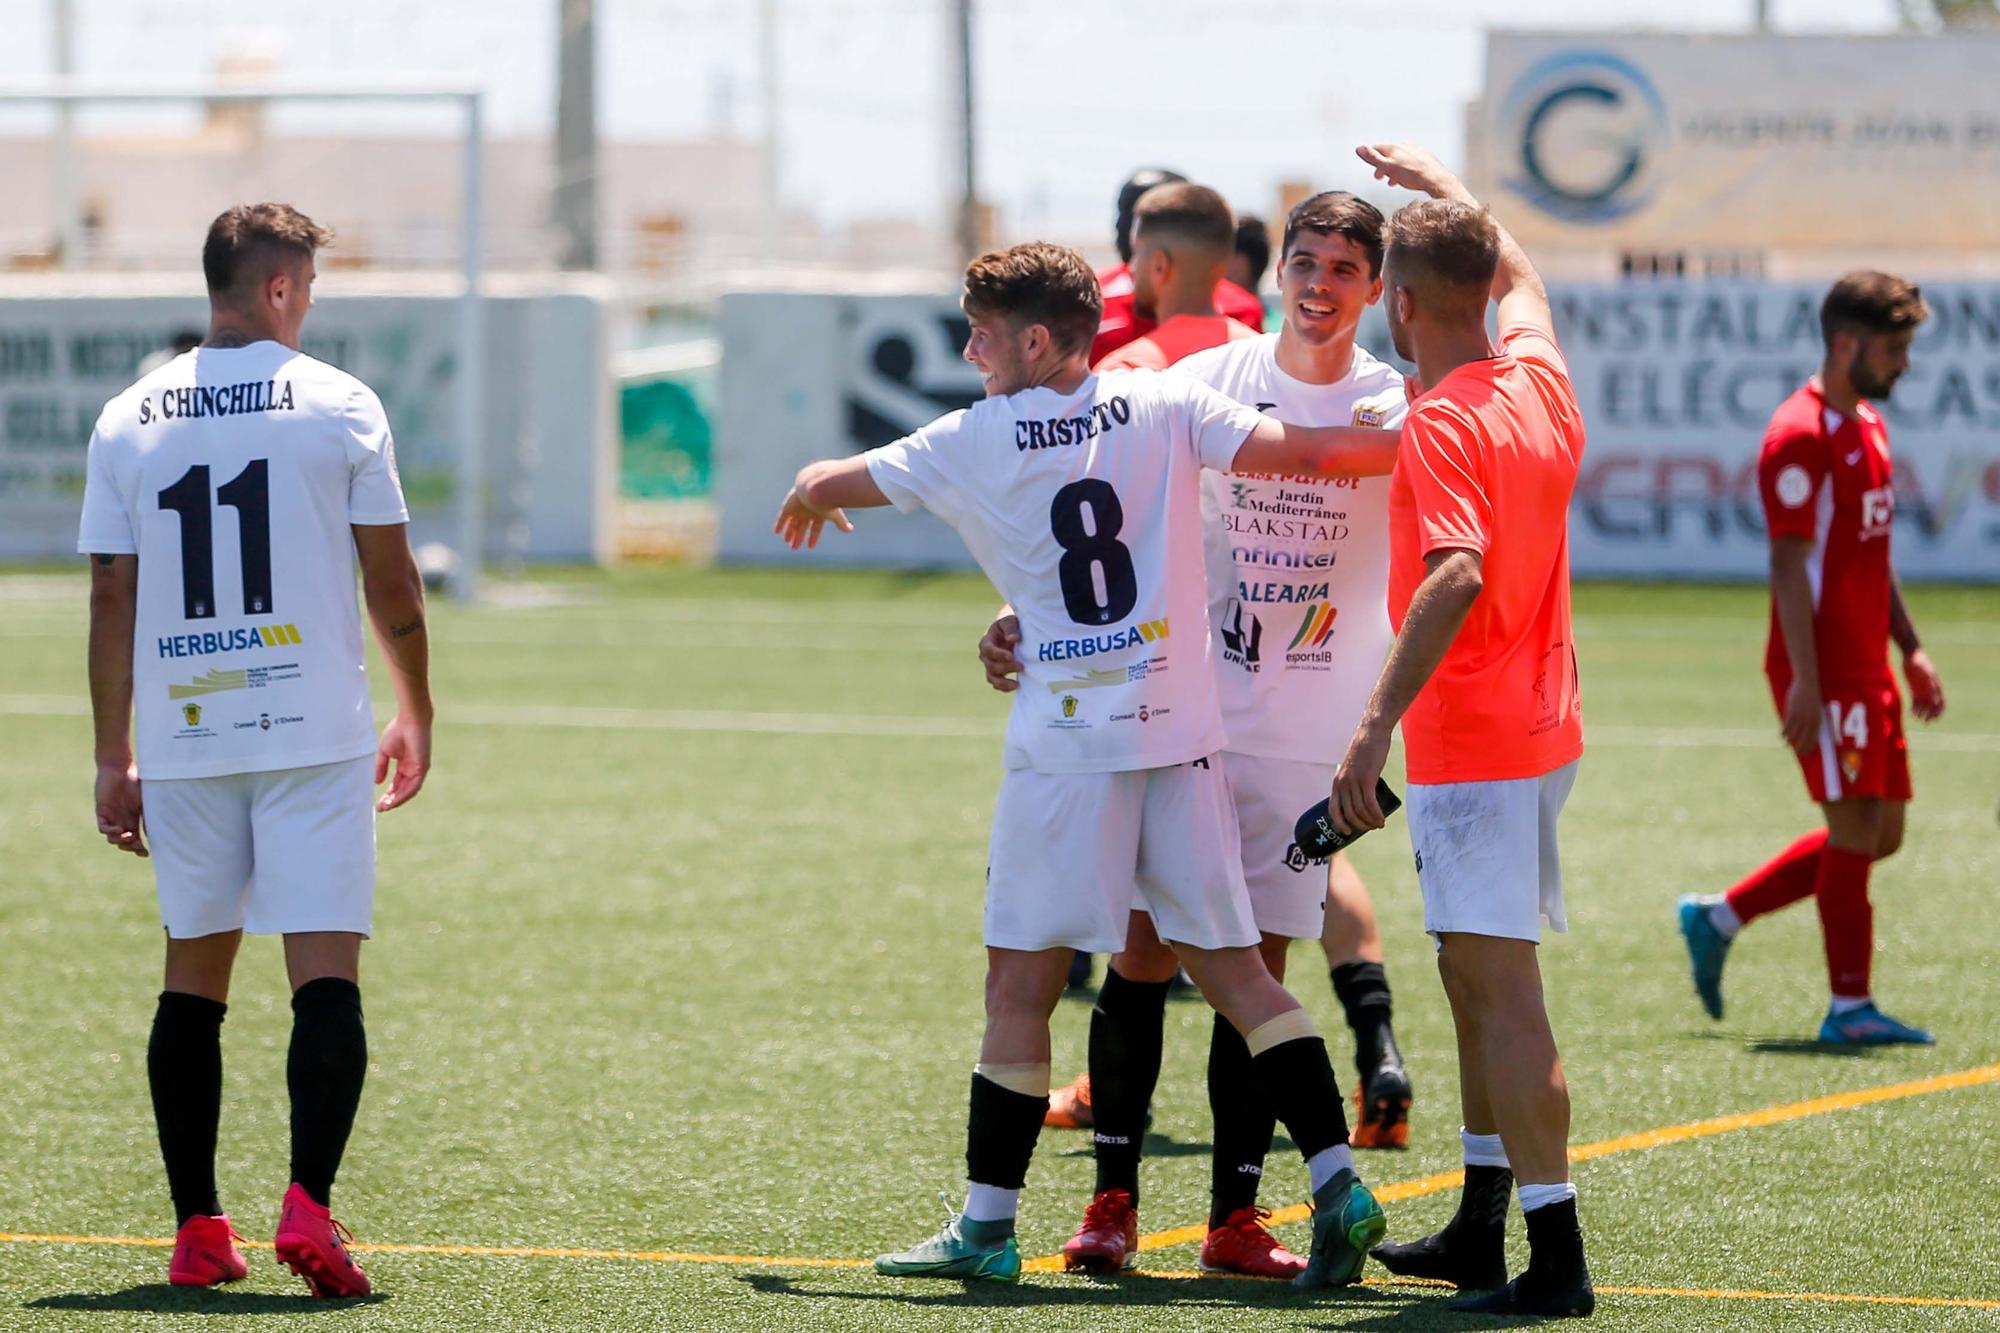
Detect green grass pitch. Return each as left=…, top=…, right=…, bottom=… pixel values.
left=1, top=566, right=1996, bottom=1330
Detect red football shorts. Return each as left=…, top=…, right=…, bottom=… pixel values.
left=1768, top=670, right=1911, bottom=803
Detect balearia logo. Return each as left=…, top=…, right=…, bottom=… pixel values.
left=1502, top=49, right=1666, bottom=224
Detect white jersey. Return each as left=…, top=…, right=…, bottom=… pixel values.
left=77, top=342, right=408, bottom=780
left=866, top=368, right=1262, bottom=774
left=1174, top=335, right=1407, bottom=765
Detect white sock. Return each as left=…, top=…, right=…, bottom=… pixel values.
left=1830, top=994, right=1872, bottom=1015
left=1517, top=1181, right=1577, bottom=1213
left=1460, top=1127, right=1510, bottom=1169
left=1708, top=899, right=1743, bottom=940
left=962, top=1183, right=1020, bottom=1223
left=1306, top=1143, right=1356, bottom=1193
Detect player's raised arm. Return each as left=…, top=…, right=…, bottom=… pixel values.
left=1357, top=143, right=1553, bottom=341
left=353, top=524, right=433, bottom=811
left=774, top=456, right=890, bottom=550
left=1230, top=417, right=1399, bottom=480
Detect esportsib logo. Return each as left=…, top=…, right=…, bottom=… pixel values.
left=1289, top=604, right=1338, bottom=650
left=1502, top=49, right=1666, bottom=224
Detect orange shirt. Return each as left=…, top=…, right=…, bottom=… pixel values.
left=1092, top=314, right=1259, bottom=372
left=1387, top=323, right=1586, bottom=784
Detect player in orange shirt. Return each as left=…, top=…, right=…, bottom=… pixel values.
left=1093, top=183, right=1261, bottom=373
left=1328, top=144, right=1593, bottom=1318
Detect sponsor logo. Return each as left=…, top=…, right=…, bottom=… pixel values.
left=1230, top=481, right=1257, bottom=507
left=1036, top=618, right=1170, bottom=663
left=168, top=660, right=304, bottom=700
left=1773, top=464, right=1814, bottom=508
left=1049, top=667, right=1131, bottom=692
left=1283, top=841, right=1312, bottom=873
left=1220, top=599, right=1262, bottom=672
left=181, top=703, right=201, bottom=727
left=1138, top=705, right=1150, bottom=722
left=1241, top=579, right=1330, bottom=605
left=1290, top=604, right=1339, bottom=649
left=156, top=622, right=302, bottom=660
left=259, top=713, right=272, bottom=730
left=1233, top=545, right=1338, bottom=572
left=1502, top=49, right=1667, bottom=224
left=1860, top=485, right=1893, bottom=538
left=1353, top=405, right=1385, bottom=428
left=1060, top=694, right=1078, bottom=719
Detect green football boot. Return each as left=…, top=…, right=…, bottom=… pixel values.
left=1294, top=1168, right=1387, bottom=1289
left=874, top=1205, right=1021, bottom=1282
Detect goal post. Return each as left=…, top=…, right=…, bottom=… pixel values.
left=0, top=79, right=488, bottom=600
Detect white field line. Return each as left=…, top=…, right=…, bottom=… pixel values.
left=2, top=693, right=1996, bottom=752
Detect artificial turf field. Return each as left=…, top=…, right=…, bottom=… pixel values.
left=1, top=565, right=1996, bottom=1331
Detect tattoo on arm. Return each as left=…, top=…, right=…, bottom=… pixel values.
left=389, top=618, right=424, bottom=639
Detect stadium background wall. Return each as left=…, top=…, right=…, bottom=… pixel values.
left=714, top=284, right=2000, bottom=583
left=0, top=280, right=615, bottom=564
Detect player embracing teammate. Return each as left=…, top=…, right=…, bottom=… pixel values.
left=1680, top=274, right=1945, bottom=1045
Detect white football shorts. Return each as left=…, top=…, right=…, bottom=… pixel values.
left=144, top=756, right=378, bottom=939
left=985, top=756, right=1259, bottom=954
left=1407, top=760, right=1579, bottom=945
left=1221, top=752, right=1336, bottom=941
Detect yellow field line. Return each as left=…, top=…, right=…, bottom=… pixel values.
left=1021, top=1061, right=2000, bottom=1271
left=3, top=1062, right=1995, bottom=1307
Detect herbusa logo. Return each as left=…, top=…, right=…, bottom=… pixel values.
left=1502, top=49, right=1666, bottom=224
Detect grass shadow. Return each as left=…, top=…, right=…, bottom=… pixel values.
left=740, top=1269, right=1415, bottom=1313
left=1741, top=1037, right=1879, bottom=1058
left=26, top=1284, right=389, bottom=1315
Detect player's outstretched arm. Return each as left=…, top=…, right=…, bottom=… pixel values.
left=1331, top=546, right=1483, bottom=833
left=1356, top=142, right=1554, bottom=341
left=774, top=457, right=890, bottom=550
left=354, top=523, right=433, bottom=812
left=1890, top=570, right=1945, bottom=721
left=1231, top=418, right=1398, bottom=480
left=87, top=553, right=147, bottom=857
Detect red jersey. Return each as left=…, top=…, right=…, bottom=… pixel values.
left=1092, top=263, right=1266, bottom=365
left=1758, top=381, right=1895, bottom=689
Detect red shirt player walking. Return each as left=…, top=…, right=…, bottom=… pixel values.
left=1093, top=168, right=1266, bottom=364
left=1679, top=272, right=1946, bottom=1046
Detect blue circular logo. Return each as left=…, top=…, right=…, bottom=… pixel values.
left=1502, top=50, right=1666, bottom=224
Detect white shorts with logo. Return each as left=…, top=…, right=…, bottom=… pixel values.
left=1222, top=752, right=1336, bottom=941
left=1408, top=760, right=1578, bottom=944
left=985, top=757, right=1259, bottom=954
left=144, top=756, right=377, bottom=939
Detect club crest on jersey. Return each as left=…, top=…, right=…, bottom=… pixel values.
left=1352, top=406, right=1385, bottom=428
left=1061, top=694, right=1078, bottom=719
left=181, top=703, right=202, bottom=727
left=1840, top=747, right=1863, bottom=783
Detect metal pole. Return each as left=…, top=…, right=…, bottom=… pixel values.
left=51, top=0, right=83, bottom=269
left=1753, top=0, right=1772, bottom=31
left=759, top=0, right=781, bottom=259
left=554, top=0, right=598, bottom=269
left=452, top=91, right=486, bottom=601
left=950, top=0, right=977, bottom=265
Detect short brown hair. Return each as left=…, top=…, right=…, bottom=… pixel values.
left=961, top=242, right=1103, bottom=357
left=1131, top=183, right=1235, bottom=256
left=1821, top=271, right=1928, bottom=348
left=1384, top=200, right=1498, bottom=310
left=203, top=203, right=332, bottom=296
left=1281, top=191, right=1386, bottom=277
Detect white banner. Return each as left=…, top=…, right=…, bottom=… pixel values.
left=0, top=287, right=612, bottom=563
left=718, top=284, right=2000, bottom=582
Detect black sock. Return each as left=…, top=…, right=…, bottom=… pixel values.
left=1088, top=967, right=1171, bottom=1202
left=287, top=977, right=367, bottom=1207
left=965, top=1072, right=1049, bottom=1237
left=1248, top=1033, right=1349, bottom=1165
left=1330, top=961, right=1399, bottom=1079
left=1523, top=1195, right=1586, bottom=1277
left=1207, top=1012, right=1277, bottom=1226
left=148, top=991, right=227, bottom=1226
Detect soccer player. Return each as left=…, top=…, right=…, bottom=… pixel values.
left=1094, top=183, right=1260, bottom=372
left=1327, top=144, right=1594, bottom=1317
left=80, top=203, right=432, bottom=1297
left=1093, top=167, right=1266, bottom=365
left=775, top=242, right=1397, bottom=1287
left=1678, top=274, right=1943, bottom=1045
left=1227, top=213, right=1272, bottom=307
left=979, top=191, right=1416, bottom=1279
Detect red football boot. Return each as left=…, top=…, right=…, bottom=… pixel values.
left=1061, top=1188, right=1138, bottom=1273
left=168, top=1214, right=248, bottom=1287
left=273, top=1183, right=372, bottom=1298
left=1199, top=1205, right=1307, bottom=1279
